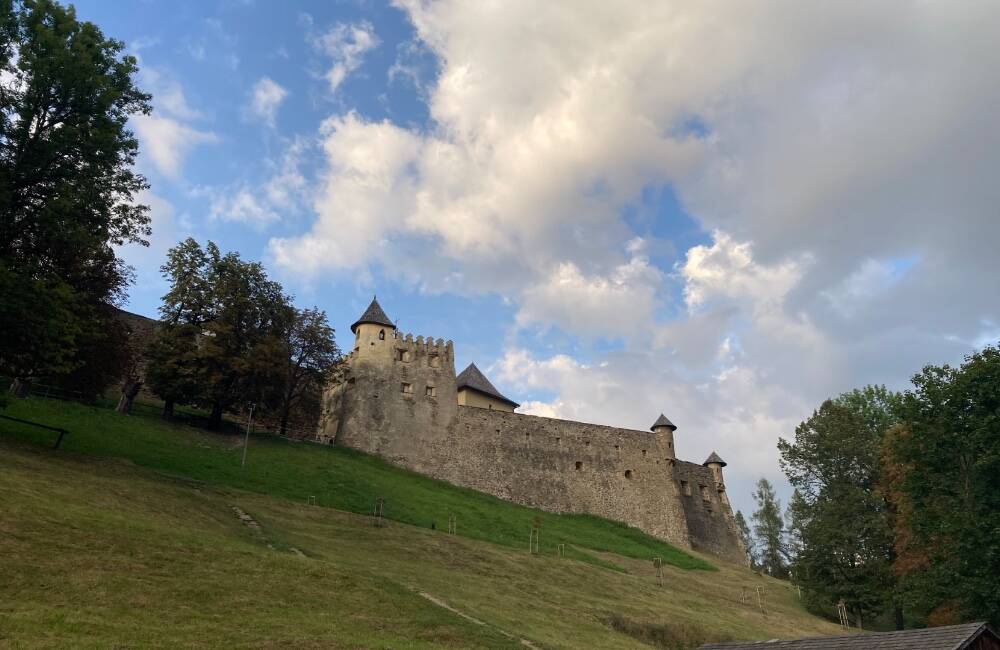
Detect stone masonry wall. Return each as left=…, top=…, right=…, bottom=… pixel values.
left=674, top=460, right=746, bottom=564
left=318, top=325, right=745, bottom=562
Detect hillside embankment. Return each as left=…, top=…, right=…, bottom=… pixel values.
left=0, top=398, right=843, bottom=648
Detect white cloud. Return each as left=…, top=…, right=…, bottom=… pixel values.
left=200, top=186, right=279, bottom=227
left=516, top=255, right=663, bottom=339
left=310, top=22, right=379, bottom=93
left=246, top=77, right=288, bottom=126
left=271, top=1, right=1000, bottom=512
left=133, top=115, right=216, bottom=180
left=131, top=60, right=216, bottom=180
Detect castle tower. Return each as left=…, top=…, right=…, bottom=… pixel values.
left=650, top=413, right=678, bottom=462
left=350, top=296, right=396, bottom=356
left=703, top=451, right=726, bottom=485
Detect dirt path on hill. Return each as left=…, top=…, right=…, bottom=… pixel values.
left=418, top=592, right=541, bottom=649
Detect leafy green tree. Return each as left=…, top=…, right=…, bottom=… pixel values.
left=145, top=239, right=215, bottom=418
left=888, top=346, right=1000, bottom=627
left=751, top=477, right=788, bottom=578
left=273, top=307, right=340, bottom=437
left=778, top=387, right=901, bottom=628
left=0, top=0, right=150, bottom=386
left=785, top=489, right=807, bottom=561
left=198, top=248, right=291, bottom=429
left=734, top=510, right=756, bottom=569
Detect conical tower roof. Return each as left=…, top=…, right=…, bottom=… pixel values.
left=456, top=363, right=519, bottom=408
left=350, top=297, right=395, bottom=334
left=650, top=413, right=677, bottom=432
left=703, top=451, right=726, bottom=467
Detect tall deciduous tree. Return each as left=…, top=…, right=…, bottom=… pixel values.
left=778, top=387, right=901, bottom=628
left=751, top=477, right=788, bottom=578
left=145, top=239, right=215, bottom=418
left=887, top=346, right=1000, bottom=628
left=0, top=0, right=150, bottom=387
left=198, top=249, right=291, bottom=429
left=274, top=307, right=339, bottom=437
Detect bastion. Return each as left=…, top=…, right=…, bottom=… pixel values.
left=317, top=298, right=747, bottom=564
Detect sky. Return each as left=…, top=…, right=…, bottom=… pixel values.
left=77, top=0, right=1000, bottom=518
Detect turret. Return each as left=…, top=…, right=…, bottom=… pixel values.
left=703, top=451, right=726, bottom=485
left=350, top=297, right=395, bottom=354
left=650, top=413, right=677, bottom=461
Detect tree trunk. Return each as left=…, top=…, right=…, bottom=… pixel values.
left=162, top=399, right=174, bottom=420
left=116, top=378, right=141, bottom=414
left=208, top=401, right=223, bottom=430
left=894, top=605, right=904, bottom=631
left=280, top=409, right=290, bottom=438
left=9, top=377, right=31, bottom=397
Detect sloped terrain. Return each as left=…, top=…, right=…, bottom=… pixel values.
left=0, top=399, right=843, bottom=648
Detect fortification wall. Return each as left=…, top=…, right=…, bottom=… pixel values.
left=318, top=324, right=745, bottom=562
left=674, top=461, right=746, bottom=564
left=430, top=407, right=693, bottom=549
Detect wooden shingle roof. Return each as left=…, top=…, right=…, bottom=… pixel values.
left=350, top=297, right=394, bottom=334
left=698, top=622, right=997, bottom=650
left=456, top=363, right=519, bottom=408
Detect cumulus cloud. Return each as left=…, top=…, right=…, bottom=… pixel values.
left=132, top=61, right=216, bottom=179
left=246, top=77, right=288, bottom=126
left=271, top=0, right=1000, bottom=511
left=516, top=255, right=663, bottom=339
left=310, top=22, right=379, bottom=93
left=133, top=115, right=216, bottom=179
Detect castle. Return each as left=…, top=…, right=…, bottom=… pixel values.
left=317, top=298, right=747, bottom=564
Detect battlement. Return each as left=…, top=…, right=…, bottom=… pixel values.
left=392, top=331, right=454, bottom=361
left=320, top=298, right=747, bottom=564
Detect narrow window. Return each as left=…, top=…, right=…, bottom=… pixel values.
left=641, top=449, right=647, bottom=458
left=378, top=329, right=385, bottom=340
left=624, top=470, right=632, bottom=479
left=525, top=432, right=530, bottom=441
left=700, top=484, right=711, bottom=502
left=555, top=437, right=560, bottom=444
left=425, top=385, right=436, bottom=397
left=575, top=461, right=583, bottom=471
left=614, top=444, right=620, bottom=452
left=401, top=382, right=413, bottom=394
left=681, top=480, right=691, bottom=496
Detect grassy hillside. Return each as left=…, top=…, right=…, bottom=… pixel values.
left=0, top=397, right=709, bottom=571
left=0, top=398, right=844, bottom=648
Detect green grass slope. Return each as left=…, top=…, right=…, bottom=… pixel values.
left=0, top=398, right=844, bottom=648
left=0, top=398, right=710, bottom=571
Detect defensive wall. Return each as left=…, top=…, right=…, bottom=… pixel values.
left=318, top=306, right=747, bottom=564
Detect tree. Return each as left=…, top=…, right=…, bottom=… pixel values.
left=778, top=388, right=901, bottom=628
left=734, top=510, right=757, bottom=569
left=145, top=239, right=215, bottom=418
left=274, top=307, right=339, bottom=437
left=887, top=346, right=1000, bottom=627
left=0, top=0, right=150, bottom=386
left=785, top=489, right=808, bottom=561
left=198, top=248, right=291, bottom=430
left=751, top=477, right=788, bottom=578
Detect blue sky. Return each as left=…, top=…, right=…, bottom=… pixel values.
left=75, top=1, right=1000, bottom=517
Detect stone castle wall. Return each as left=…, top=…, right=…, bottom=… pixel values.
left=674, top=461, right=746, bottom=564
left=318, top=325, right=744, bottom=563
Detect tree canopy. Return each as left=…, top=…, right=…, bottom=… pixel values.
left=0, top=0, right=150, bottom=391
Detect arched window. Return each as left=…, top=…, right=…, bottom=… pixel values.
left=378, top=329, right=385, bottom=340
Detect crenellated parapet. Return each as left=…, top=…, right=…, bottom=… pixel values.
left=317, top=297, right=746, bottom=565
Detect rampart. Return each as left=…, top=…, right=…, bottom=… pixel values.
left=318, top=313, right=746, bottom=564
